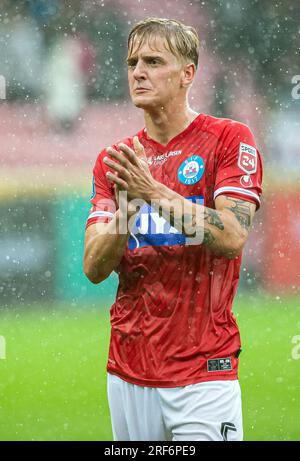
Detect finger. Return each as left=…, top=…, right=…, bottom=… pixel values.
left=106, top=171, right=128, bottom=189
left=107, top=147, right=131, bottom=168
left=118, top=143, right=139, bottom=166
left=133, top=136, right=148, bottom=165
left=103, top=156, right=131, bottom=181
left=133, top=136, right=144, bottom=157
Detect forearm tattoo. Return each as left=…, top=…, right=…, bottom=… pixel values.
left=162, top=205, right=224, bottom=242
left=158, top=198, right=251, bottom=250
left=224, top=198, right=252, bottom=230
left=203, top=228, right=216, bottom=246
left=203, top=209, right=225, bottom=231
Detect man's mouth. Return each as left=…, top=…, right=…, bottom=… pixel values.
left=134, top=88, right=151, bottom=92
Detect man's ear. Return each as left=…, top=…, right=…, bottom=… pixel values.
left=181, top=62, right=196, bottom=88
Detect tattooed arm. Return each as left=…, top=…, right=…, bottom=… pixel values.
left=207, top=195, right=256, bottom=257
left=102, top=141, right=256, bottom=259
left=148, top=182, right=256, bottom=259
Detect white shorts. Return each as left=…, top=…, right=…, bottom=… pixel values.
left=107, top=373, right=243, bottom=441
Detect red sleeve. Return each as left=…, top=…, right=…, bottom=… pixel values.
left=86, top=148, right=117, bottom=229
left=214, top=122, right=263, bottom=209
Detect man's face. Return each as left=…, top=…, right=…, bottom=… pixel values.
left=127, top=35, right=185, bottom=110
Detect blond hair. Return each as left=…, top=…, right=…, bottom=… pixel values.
left=128, top=18, right=199, bottom=68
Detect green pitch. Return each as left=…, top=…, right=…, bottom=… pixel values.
left=0, top=294, right=299, bottom=441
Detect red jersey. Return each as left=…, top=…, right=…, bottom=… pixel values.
left=86, top=113, right=263, bottom=387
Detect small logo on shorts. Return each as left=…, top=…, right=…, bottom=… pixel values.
left=221, top=422, right=237, bottom=441
left=207, top=357, right=232, bottom=372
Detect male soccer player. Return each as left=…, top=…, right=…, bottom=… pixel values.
left=84, top=18, right=263, bottom=441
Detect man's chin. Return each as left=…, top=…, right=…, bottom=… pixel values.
left=131, top=97, right=157, bottom=110
left=133, top=101, right=149, bottom=109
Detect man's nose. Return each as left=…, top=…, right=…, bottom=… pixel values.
left=132, top=60, right=147, bottom=80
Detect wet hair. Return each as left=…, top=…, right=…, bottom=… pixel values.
left=127, top=18, right=199, bottom=68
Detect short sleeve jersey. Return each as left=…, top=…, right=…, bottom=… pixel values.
left=86, top=113, right=263, bottom=387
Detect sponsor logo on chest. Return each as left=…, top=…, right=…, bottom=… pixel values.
left=147, top=150, right=182, bottom=166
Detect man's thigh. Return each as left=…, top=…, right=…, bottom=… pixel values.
left=157, top=380, right=243, bottom=441
left=107, top=373, right=169, bottom=441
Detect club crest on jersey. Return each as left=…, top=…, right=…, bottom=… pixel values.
left=178, top=155, right=205, bottom=185
left=238, top=143, right=257, bottom=174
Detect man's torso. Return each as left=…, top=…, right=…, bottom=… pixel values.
left=87, top=113, right=263, bottom=387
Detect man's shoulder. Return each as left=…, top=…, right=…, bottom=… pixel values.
left=202, top=114, right=252, bottom=139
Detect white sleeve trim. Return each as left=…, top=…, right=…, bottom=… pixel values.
left=214, top=186, right=261, bottom=204
left=87, top=211, right=114, bottom=222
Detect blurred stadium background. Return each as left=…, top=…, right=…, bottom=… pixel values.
left=0, top=0, right=299, bottom=441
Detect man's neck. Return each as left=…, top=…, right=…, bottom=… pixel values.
left=144, top=103, right=199, bottom=146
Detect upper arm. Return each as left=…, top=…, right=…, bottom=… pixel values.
left=214, top=121, right=263, bottom=210
left=85, top=149, right=117, bottom=230
left=84, top=150, right=117, bottom=263
left=83, top=221, right=114, bottom=283
left=215, top=195, right=256, bottom=233
left=84, top=221, right=111, bottom=249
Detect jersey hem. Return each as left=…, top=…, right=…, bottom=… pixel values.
left=106, top=367, right=239, bottom=388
